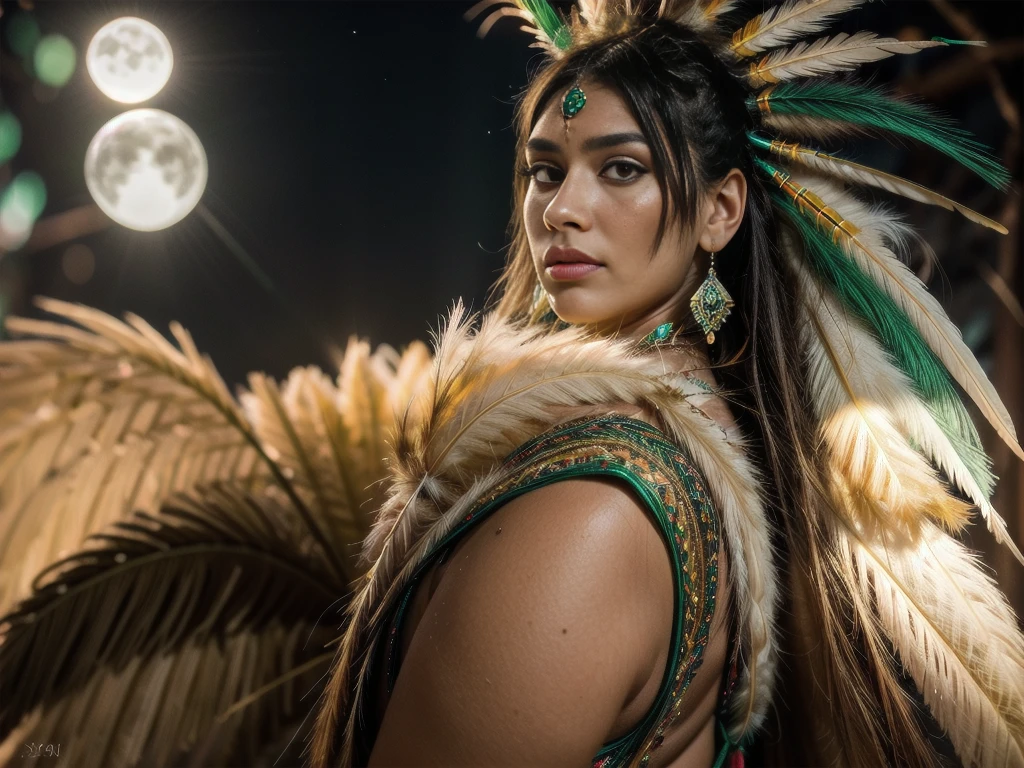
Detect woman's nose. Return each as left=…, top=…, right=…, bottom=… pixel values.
left=543, top=171, right=593, bottom=232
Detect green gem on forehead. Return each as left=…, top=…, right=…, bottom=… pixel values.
left=562, top=85, right=586, bottom=119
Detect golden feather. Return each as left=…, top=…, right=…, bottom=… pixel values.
left=756, top=136, right=1008, bottom=233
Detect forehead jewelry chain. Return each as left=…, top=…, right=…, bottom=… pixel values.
left=562, top=82, right=586, bottom=135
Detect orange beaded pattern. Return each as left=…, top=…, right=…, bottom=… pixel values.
left=382, top=416, right=722, bottom=768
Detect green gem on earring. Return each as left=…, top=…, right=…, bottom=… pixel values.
left=562, top=85, right=586, bottom=119
left=690, top=267, right=734, bottom=345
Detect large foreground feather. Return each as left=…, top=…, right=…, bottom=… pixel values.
left=1, top=300, right=432, bottom=765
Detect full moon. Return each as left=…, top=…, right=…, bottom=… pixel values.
left=84, top=109, right=208, bottom=232
left=86, top=17, right=173, bottom=103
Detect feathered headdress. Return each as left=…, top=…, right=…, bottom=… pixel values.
left=464, top=1, right=1023, bottom=765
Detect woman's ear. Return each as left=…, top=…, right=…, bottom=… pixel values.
left=698, top=169, right=747, bottom=252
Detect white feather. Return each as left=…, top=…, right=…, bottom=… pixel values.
left=750, top=31, right=944, bottom=85
left=669, top=0, right=741, bottom=32
left=784, top=172, right=1023, bottom=462
left=578, top=0, right=608, bottom=26
left=730, top=0, right=863, bottom=57
left=783, top=222, right=1024, bottom=564
left=794, top=264, right=973, bottom=534
left=838, top=520, right=1024, bottom=768
left=787, top=239, right=1024, bottom=766
left=769, top=141, right=1008, bottom=233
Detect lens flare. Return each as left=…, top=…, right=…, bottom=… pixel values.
left=34, top=34, right=77, bottom=88
left=0, top=112, right=22, bottom=164
left=0, top=171, right=47, bottom=250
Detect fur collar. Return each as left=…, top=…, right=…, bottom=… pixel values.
left=314, top=307, right=779, bottom=764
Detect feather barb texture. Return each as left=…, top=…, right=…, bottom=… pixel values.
left=312, top=306, right=778, bottom=765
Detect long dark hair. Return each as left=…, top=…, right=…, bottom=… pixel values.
left=491, top=18, right=938, bottom=767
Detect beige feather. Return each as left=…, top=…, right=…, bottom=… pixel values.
left=759, top=111, right=868, bottom=140
left=666, top=0, right=740, bottom=33
left=837, top=520, right=1024, bottom=768
left=464, top=0, right=565, bottom=55
left=784, top=226, right=1023, bottom=564
left=578, top=0, right=608, bottom=26
left=0, top=300, right=429, bottom=613
left=0, top=307, right=269, bottom=613
left=796, top=267, right=973, bottom=535
left=781, top=172, right=1023, bottom=462
left=761, top=138, right=1008, bottom=233
left=314, top=305, right=779, bottom=765
left=729, top=0, right=863, bottom=58
left=0, top=626, right=328, bottom=768
left=748, top=32, right=945, bottom=87
left=0, top=477, right=342, bottom=759
left=788, top=231, right=1024, bottom=766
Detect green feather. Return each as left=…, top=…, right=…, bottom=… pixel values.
left=930, top=36, right=987, bottom=47
left=756, top=161, right=995, bottom=497
left=750, top=81, right=1010, bottom=190
left=521, top=0, right=572, bottom=50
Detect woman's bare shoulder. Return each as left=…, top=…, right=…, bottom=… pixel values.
left=369, top=477, right=675, bottom=767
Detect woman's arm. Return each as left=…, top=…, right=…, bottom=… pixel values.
left=369, top=476, right=675, bottom=767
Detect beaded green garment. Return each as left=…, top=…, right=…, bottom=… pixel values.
left=375, top=415, right=730, bottom=768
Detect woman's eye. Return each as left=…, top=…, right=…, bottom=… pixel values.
left=527, top=164, right=563, bottom=184
left=602, top=162, right=645, bottom=181
left=521, top=161, right=645, bottom=184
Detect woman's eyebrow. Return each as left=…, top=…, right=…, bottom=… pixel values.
left=526, top=132, right=648, bottom=154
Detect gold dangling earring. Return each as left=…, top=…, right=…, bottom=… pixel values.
left=689, top=247, right=734, bottom=345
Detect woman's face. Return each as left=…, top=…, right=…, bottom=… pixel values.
left=523, top=80, right=705, bottom=336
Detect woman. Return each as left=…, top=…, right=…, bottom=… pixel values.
left=0, top=2, right=1020, bottom=768
left=309, top=2, right=1024, bottom=767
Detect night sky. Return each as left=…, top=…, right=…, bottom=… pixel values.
left=2, top=1, right=1021, bottom=387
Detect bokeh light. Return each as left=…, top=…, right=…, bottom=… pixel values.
left=86, top=18, right=173, bottom=103
left=33, top=34, right=77, bottom=88
left=62, top=243, right=96, bottom=284
left=0, top=171, right=47, bottom=251
left=0, top=112, right=22, bottom=164
left=3, top=12, right=40, bottom=59
left=84, top=109, right=207, bottom=232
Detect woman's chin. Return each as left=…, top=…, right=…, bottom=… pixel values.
left=547, top=298, right=623, bottom=329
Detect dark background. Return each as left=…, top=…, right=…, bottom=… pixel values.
left=0, top=0, right=1021, bottom=392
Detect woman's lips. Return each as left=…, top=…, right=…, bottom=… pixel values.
left=547, top=262, right=602, bottom=281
